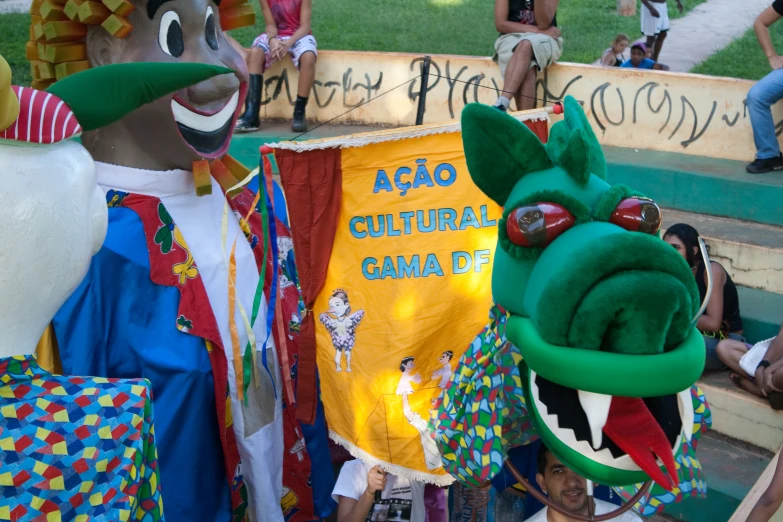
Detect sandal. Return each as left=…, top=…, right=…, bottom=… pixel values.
left=729, top=373, right=743, bottom=388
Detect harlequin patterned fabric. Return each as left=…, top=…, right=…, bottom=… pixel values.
left=434, top=305, right=534, bottom=488
left=435, top=306, right=712, bottom=516
left=0, top=355, right=163, bottom=521
left=615, top=386, right=712, bottom=517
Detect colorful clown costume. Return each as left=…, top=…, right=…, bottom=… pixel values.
left=48, top=167, right=335, bottom=522
left=0, top=57, right=235, bottom=521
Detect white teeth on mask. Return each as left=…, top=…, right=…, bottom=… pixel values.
left=577, top=390, right=612, bottom=450
left=677, top=388, right=695, bottom=442
left=171, top=91, right=239, bottom=133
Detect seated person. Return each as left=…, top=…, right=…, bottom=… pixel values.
left=717, top=322, right=783, bottom=410
left=332, top=460, right=424, bottom=522
left=525, top=445, right=642, bottom=521
left=492, top=0, right=562, bottom=112
left=234, top=0, right=316, bottom=133
left=599, top=34, right=630, bottom=67
left=621, top=42, right=670, bottom=70
left=664, top=223, right=744, bottom=370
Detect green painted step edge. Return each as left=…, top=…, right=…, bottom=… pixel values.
left=228, top=135, right=288, bottom=174
left=604, top=146, right=783, bottom=227
left=739, top=286, right=783, bottom=344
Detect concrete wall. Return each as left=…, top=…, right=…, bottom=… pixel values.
left=260, top=50, right=781, bottom=162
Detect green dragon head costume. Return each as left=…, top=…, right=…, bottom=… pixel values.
left=461, top=96, right=705, bottom=490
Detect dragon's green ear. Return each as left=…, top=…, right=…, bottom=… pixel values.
left=461, top=103, right=553, bottom=206
left=546, top=96, right=607, bottom=183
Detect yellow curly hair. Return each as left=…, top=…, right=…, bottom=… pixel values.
left=26, top=0, right=256, bottom=90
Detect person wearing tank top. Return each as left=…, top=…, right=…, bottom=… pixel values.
left=664, top=224, right=744, bottom=371
left=492, top=0, right=563, bottom=113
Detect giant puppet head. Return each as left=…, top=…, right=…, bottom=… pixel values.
left=0, top=53, right=231, bottom=356
left=461, top=96, right=704, bottom=490
left=27, top=0, right=255, bottom=171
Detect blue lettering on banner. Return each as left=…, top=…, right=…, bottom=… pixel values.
left=438, top=208, right=457, bottom=231
left=349, top=216, right=367, bottom=239
left=367, top=215, right=386, bottom=238
left=480, top=205, right=497, bottom=227
left=381, top=257, right=397, bottom=279
left=452, top=251, right=472, bottom=274
left=434, top=163, right=457, bottom=187
left=422, top=254, right=444, bottom=277
left=412, top=159, right=435, bottom=189
left=400, top=211, right=415, bottom=235
left=394, top=167, right=412, bottom=197
left=417, top=209, right=437, bottom=233
left=387, top=214, right=402, bottom=236
left=459, top=207, right=481, bottom=230
left=475, top=249, right=491, bottom=272
left=398, top=255, right=421, bottom=278
left=374, top=170, right=393, bottom=194
left=363, top=257, right=379, bottom=280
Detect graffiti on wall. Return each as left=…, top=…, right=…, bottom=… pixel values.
left=261, top=53, right=772, bottom=151
left=261, top=66, right=384, bottom=109
left=535, top=69, right=774, bottom=148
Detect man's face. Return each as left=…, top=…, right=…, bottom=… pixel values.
left=630, top=48, right=645, bottom=66
left=536, top=452, right=588, bottom=514
left=84, top=0, right=249, bottom=170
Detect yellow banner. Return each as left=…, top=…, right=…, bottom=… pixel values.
left=315, top=130, right=502, bottom=482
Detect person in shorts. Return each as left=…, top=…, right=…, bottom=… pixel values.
left=492, top=0, right=562, bottom=112
left=641, top=0, right=683, bottom=62
left=717, top=322, right=783, bottom=410
left=234, top=0, right=316, bottom=133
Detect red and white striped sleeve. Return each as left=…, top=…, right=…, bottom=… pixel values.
left=0, top=86, right=80, bottom=145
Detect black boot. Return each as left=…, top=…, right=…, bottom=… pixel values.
left=235, top=74, right=262, bottom=133
left=292, top=95, right=308, bottom=133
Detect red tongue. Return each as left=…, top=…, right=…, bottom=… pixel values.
left=602, top=397, right=678, bottom=491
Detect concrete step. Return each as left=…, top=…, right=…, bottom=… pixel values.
left=659, top=431, right=773, bottom=522
left=699, top=371, right=783, bottom=453
left=604, top=146, right=783, bottom=227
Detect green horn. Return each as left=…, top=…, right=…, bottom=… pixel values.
left=47, top=62, right=234, bottom=131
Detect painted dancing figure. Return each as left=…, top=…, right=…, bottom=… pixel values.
left=396, top=357, right=442, bottom=470
left=319, top=289, right=365, bottom=372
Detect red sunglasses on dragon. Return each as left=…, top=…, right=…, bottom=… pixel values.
left=506, top=197, right=662, bottom=249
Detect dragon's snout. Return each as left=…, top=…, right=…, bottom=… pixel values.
left=525, top=222, right=699, bottom=355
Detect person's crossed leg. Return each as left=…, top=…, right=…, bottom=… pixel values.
left=718, top=330, right=783, bottom=409
left=495, top=41, right=538, bottom=112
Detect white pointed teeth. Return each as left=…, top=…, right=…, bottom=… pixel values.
left=677, top=388, right=695, bottom=442
left=577, top=390, right=612, bottom=450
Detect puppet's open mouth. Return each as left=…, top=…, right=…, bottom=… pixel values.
left=530, top=370, right=694, bottom=489
left=172, top=90, right=240, bottom=157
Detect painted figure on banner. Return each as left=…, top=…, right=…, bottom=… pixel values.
left=396, top=357, right=443, bottom=471
left=431, top=351, right=454, bottom=389
left=27, top=0, right=335, bottom=517
left=320, top=289, right=366, bottom=372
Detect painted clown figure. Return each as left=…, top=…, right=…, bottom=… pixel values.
left=27, top=0, right=332, bottom=520
left=0, top=55, right=232, bottom=519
